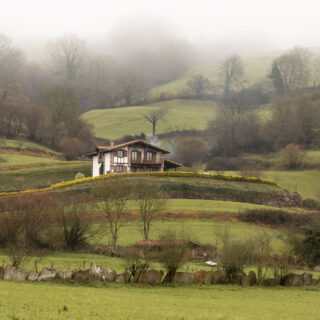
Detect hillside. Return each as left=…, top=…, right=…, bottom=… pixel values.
left=82, top=99, right=216, bottom=140
left=149, top=55, right=274, bottom=99
left=0, top=139, right=90, bottom=192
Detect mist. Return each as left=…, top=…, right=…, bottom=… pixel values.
left=2, top=0, right=320, bottom=59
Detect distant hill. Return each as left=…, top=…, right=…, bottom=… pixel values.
left=82, top=99, right=217, bottom=140
left=149, top=55, right=274, bottom=99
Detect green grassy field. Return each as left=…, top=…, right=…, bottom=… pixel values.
left=263, top=170, right=320, bottom=200
left=0, top=150, right=91, bottom=192
left=147, top=199, right=286, bottom=214
left=82, top=99, right=216, bottom=140
left=1, top=281, right=319, bottom=320
left=0, top=152, right=65, bottom=169
left=92, top=219, right=285, bottom=251
left=222, top=170, right=320, bottom=200
left=149, top=56, right=274, bottom=99
left=0, top=138, right=60, bottom=156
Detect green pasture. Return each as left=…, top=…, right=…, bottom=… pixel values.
left=0, top=138, right=59, bottom=155
left=1, top=281, right=319, bottom=320
left=82, top=99, right=216, bottom=140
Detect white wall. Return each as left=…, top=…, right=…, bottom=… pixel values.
left=92, top=155, right=100, bottom=177
left=104, top=153, right=111, bottom=173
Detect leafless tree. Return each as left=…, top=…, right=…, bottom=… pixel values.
left=220, top=55, right=245, bottom=99
left=144, top=109, right=167, bottom=136
left=157, top=230, right=190, bottom=283
left=94, top=180, right=132, bottom=252
left=0, top=34, right=24, bottom=89
left=48, top=34, right=86, bottom=82
left=186, top=74, right=210, bottom=98
left=135, top=182, right=167, bottom=240
left=270, top=47, right=311, bottom=95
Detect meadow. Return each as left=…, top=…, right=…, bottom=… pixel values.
left=149, top=56, right=274, bottom=99
left=0, top=150, right=90, bottom=192
left=1, top=281, right=319, bottom=320
left=82, top=99, right=216, bottom=139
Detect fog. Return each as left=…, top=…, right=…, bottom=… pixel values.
left=2, top=0, right=320, bottom=58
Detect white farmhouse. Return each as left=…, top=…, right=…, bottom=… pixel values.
left=88, top=139, right=181, bottom=177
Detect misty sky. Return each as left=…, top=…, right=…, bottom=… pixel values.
left=2, top=0, right=320, bottom=50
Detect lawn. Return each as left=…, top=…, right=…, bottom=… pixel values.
left=82, top=99, right=216, bottom=140
left=1, top=281, right=319, bottom=320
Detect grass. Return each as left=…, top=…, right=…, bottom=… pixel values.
left=263, top=170, right=320, bottom=200
left=82, top=99, right=216, bottom=140
left=92, top=219, right=286, bottom=252
left=1, top=281, right=319, bottom=320
left=151, top=199, right=283, bottom=214
left=0, top=152, right=65, bottom=170
left=149, top=55, right=274, bottom=99
left=0, top=138, right=60, bottom=156
left=219, top=169, right=320, bottom=200
left=0, top=160, right=91, bottom=192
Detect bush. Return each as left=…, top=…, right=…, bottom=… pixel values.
left=240, top=209, right=311, bottom=227
left=290, top=218, right=320, bottom=267
left=280, top=144, right=306, bottom=169
left=218, top=229, right=253, bottom=282
left=302, top=198, right=320, bottom=210
left=156, top=230, right=190, bottom=283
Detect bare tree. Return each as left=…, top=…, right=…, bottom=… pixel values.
left=0, top=34, right=24, bottom=89
left=95, top=180, right=132, bottom=252
left=270, top=47, right=311, bottom=95
left=157, top=230, right=189, bottom=283
left=135, top=182, right=167, bottom=240
left=48, top=34, right=86, bottom=82
left=144, top=109, right=167, bottom=136
left=186, top=74, right=210, bottom=98
left=220, top=55, right=245, bottom=99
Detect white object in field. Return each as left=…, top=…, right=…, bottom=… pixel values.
left=205, top=260, right=217, bottom=267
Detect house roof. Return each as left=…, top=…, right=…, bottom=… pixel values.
left=88, top=139, right=170, bottom=157
left=164, top=159, right=183, bottom=168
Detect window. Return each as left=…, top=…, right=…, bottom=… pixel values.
left=114, top=150, right=126, bottom=164
left=131, top=151, right=139, bottom=161
left=146, top=151, right=154, bottom=161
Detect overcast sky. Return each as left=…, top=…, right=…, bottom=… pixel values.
left=1, top=0, right=320, bottom=50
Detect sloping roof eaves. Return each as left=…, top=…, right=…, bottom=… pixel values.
left=97, top=140, right=170, bottom=154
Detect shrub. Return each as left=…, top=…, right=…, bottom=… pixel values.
left=302, top=198, right=320, bottom=210
left=280, top=144, right=306, bottom=169
left=290, top=218, right=320, bottom=267
left=156, top=230, right=190, bottom=284
left=218, top=229, right=253, bottom=282
left=239, top=209, right=311, bottom=227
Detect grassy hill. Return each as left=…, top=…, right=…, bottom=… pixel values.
left=149, top=55, right=274, bottom=99
left=82, top=99, right=216, bottom=140
left=0, top=138, right=61, bottom=156
left=0, top=140, right=91, bottom=192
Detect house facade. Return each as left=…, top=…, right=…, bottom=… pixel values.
left=89, top=140, right=181, bottom=177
